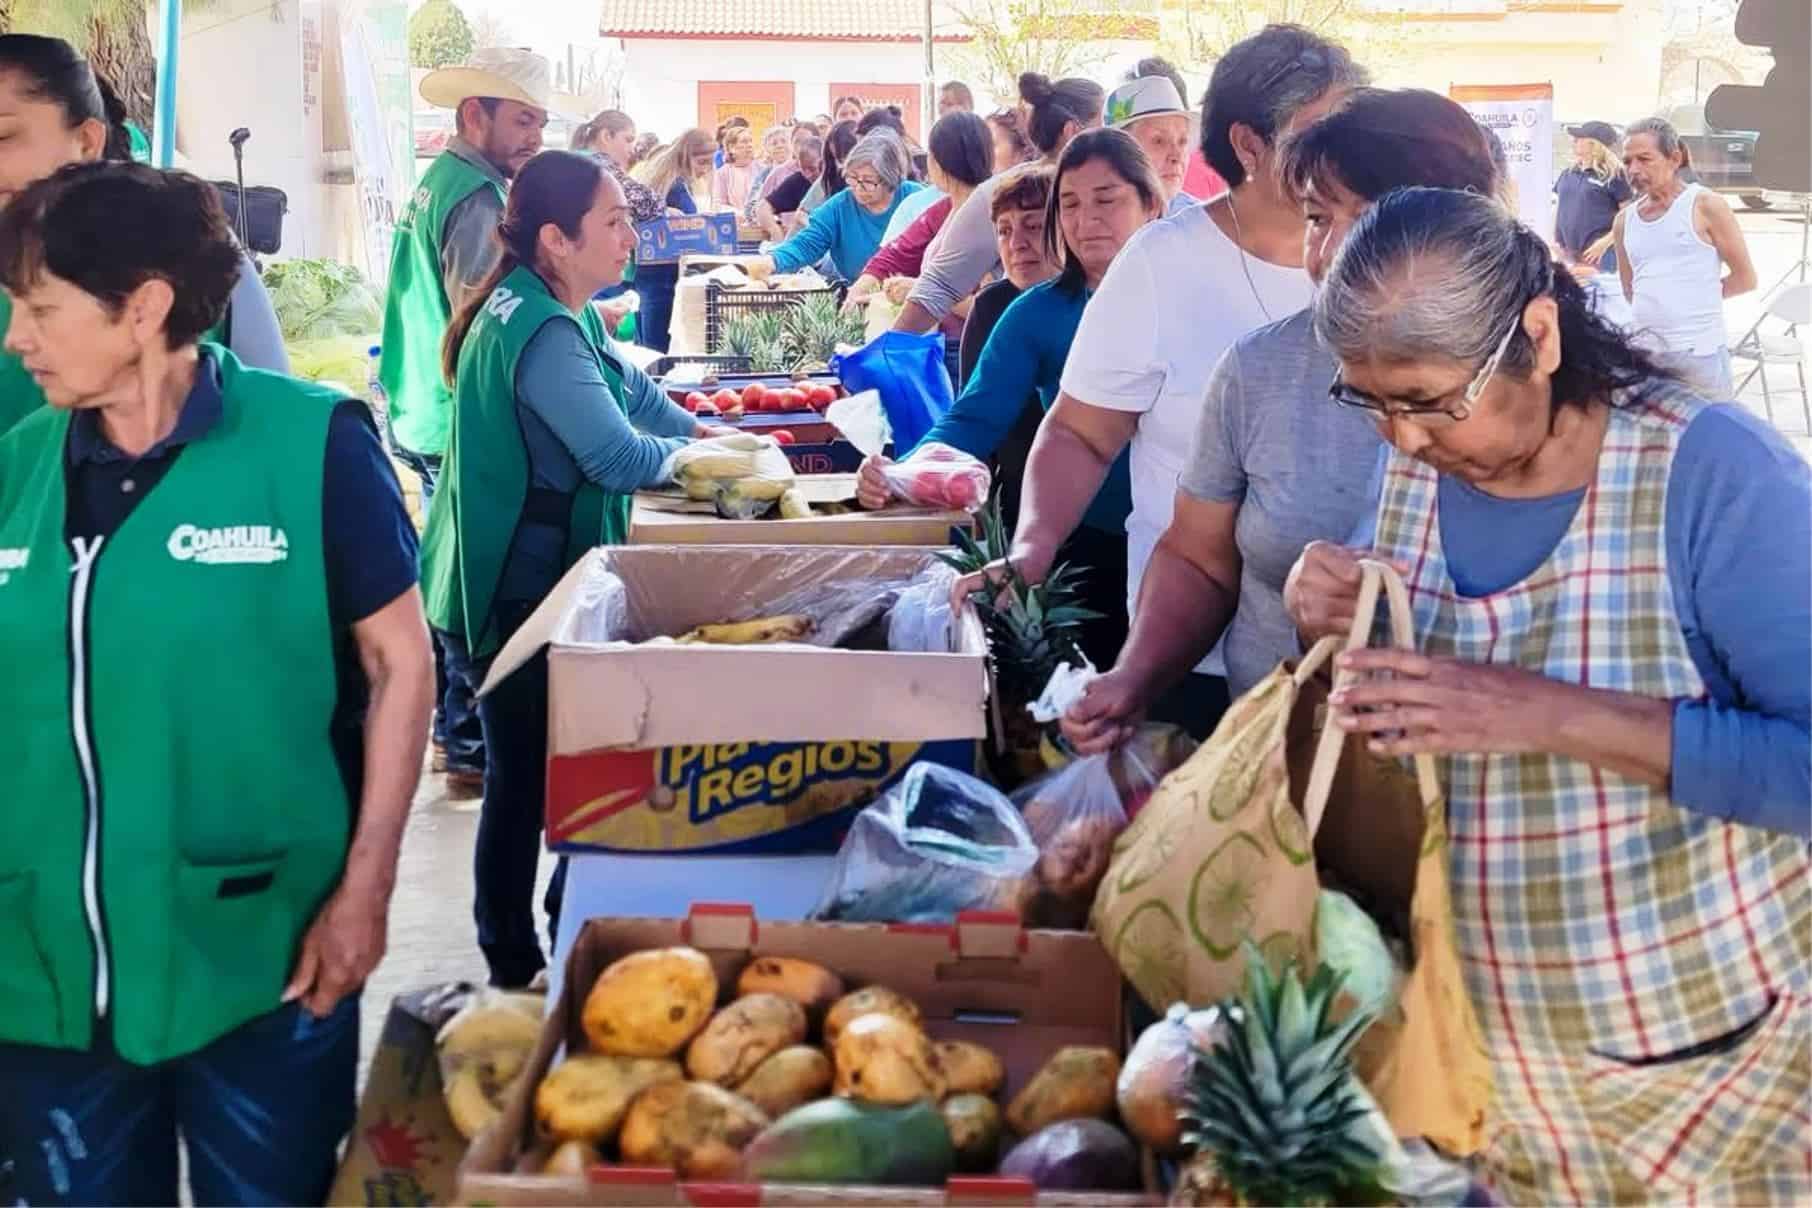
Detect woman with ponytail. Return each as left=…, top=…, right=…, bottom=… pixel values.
left=890, top=71, right=1103, bottom=334
left=0, top=33, right=287, bottom=436
left=421, top=149, right=722, bottom=988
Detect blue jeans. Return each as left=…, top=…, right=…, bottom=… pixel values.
left=0, top=998, right=356, bottom=1206
left=440, top=605, right=566, bottom=987
left=391, top=442, right=485, bottom=774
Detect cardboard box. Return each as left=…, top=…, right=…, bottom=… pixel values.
left=459, top=906, right=1155, bottom=1206
left=630, top=478, right=969, bottom=548
left=482, top=546, right=988, bottom=857
left=638, top=214, right=740, bottom=265
left=329, top=987, right=474, bottom=1206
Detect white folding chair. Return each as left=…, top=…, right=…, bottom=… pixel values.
left=1731, top=282, right=1811, bottom=432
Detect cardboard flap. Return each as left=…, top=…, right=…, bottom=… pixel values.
left=549, top=644, right=987, bottom=751
left=477, top=549, right=609, bottom=698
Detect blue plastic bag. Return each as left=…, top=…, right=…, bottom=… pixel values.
left=832, top=330, right=953, bottom=453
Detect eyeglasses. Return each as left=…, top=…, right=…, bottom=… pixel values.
left=846, top=174, right=886, bottom=191
left=1328, top=316, right=1518, bottom=423
left=1255, top=46, right=1330, bottom=97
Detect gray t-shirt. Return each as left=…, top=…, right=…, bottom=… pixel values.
left=1179, top=308, right=1382, bottom=696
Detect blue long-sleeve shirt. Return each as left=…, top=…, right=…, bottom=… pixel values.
left=917, top=279, right=1133, bottom=536
left=495, top=321, right=694, bottom=603
left=770, top=182, right=923, bottom=281
left=1356, top=404, right=1810, bottom=837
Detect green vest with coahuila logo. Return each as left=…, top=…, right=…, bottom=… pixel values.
left=0, top=347, right=350, bottom=1064
left=379, top=148, right=505, bottom=457
left=421, top=265, right=631, bottom=659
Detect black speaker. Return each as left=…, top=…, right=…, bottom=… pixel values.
left=211, top=183, right=289, bottom=256
left=1707, top=0, right=1810, bottom=194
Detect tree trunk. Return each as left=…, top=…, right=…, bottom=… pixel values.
left=87, top=5, right=157, bottom=130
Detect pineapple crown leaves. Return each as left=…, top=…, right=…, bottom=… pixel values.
left=1180, top=941, right=1394, bottom=1207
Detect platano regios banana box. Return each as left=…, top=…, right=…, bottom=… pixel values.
left=479, top=545, right=988, bottom=857
left=459, top=905, right=1155, bottom=1205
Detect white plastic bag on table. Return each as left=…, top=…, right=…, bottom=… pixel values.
left=882, top=442, right=990, bottom=512
left=886, top=561, right=959, bottom=652
left=812, top=764, right=1037, bottom=923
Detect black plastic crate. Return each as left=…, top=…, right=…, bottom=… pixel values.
left=645, top=353, right=751, bottom=379
left=704, top=281, right=839, bottom=355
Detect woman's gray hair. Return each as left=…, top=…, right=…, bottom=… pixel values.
left=1314, top=186, right=1550, bottom=376
left=842, top=130, right=909, bottom=192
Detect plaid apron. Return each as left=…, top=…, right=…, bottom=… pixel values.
left=1370, top=382, right=1811, bottom=1204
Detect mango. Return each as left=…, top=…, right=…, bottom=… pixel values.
left=740, top=1098, right=954, bottom=1185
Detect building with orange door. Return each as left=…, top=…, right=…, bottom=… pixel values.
left=601, top=0, right=971, bottom=145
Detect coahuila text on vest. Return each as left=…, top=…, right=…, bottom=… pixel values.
left=165, top=523, right=290, bottom=564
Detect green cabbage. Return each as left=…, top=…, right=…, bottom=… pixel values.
left=1313, top=889, right=1404, bottom=1018
left=263, top=258, right=383, bottom=343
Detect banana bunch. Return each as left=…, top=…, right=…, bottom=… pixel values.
left=677, top=614, right=816, bottom=645
left=438, top=990, right=546, bottom=1141
left=671, top=433, right=797, bottom=515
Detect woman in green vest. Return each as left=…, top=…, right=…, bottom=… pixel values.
left=0, top=34, right=289, bottom=437
left=424, top=149, right=721, bottom=988
left=0, top=162, right=432, bottom=1203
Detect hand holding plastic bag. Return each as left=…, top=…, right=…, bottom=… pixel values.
left=880, top=443, right=991, bottom=512
left=812, top=765, right=1036, bottom=923
left=1010, top=756, right=1128, bottom=928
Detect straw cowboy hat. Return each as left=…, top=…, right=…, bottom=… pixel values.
left=420, top=47, right=579, bottom=116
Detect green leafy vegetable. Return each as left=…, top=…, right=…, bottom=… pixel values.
left=263, top=258, right=383, bottom=343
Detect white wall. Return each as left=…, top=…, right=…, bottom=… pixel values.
left=174, top=0, right=325, bottom=256
left=1377, top=1, right=1669, bottom=124
left=616, top=38, right=931, bottom=141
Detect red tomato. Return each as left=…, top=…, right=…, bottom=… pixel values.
left=770, top=429, right=796, bottom=445
left=942, top=473, right=982, bottom=510
left=807, top=383, right=838, bottom=407
left=789, top=388, right=814, bottom=411
left=683, top=391, right=708, bottom=412
left=712, top=388, right=741, bottom=410
left=741, top=382, right=768, bottom=410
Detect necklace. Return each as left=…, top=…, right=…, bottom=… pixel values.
left=1226, top=192, right=1273, bottom=323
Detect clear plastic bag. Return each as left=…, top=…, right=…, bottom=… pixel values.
left=1109, top=724, right=1199, bottom=821
left=812, top=764, right=1038, bottom=923
left=881, top=442, right=991, bottom=513
left=886, top=561, right=959, bottom=653
left=1010, top=756, right=1129, bottom=928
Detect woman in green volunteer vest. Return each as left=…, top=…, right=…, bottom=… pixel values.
left=424, top=149, right=723, bottom=988
left=0, top=162, right=433, bottom=1205
left=0, top=34, right=289, bottom=438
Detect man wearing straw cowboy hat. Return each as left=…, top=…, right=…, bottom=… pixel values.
left=379, top=47, right=568, bottom=797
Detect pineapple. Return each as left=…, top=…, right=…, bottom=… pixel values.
left=937, top=499, right=1100, bottom=784
left=1176, top=946, right=1396, bottom=1207
left=781, top=291, right=866, bottom=370
left=720, top=310, right=789, bottom=371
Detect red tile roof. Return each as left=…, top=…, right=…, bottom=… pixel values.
left=599, top=0, right=970, bottom=42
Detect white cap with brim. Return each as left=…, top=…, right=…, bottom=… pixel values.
left=1104, top=76, right=1188, bottom=129
left=420, top=47, right=581, bottom=118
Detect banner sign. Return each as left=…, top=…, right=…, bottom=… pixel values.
left=1451, top=82, right=1556, bottom=238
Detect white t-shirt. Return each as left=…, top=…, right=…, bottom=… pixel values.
left=1059, top=205, right=1313, bottom=675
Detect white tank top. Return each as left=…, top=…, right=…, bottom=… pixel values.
left=1624, top=183, right=1726, bottom=355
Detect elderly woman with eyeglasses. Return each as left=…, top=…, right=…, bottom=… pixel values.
left=1287, top=187, right=1809, bottom=1206
left=748, top=130, right=922, bottom=283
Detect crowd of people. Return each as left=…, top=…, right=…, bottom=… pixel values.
left=0, top=20, right=1804, bottom=1208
